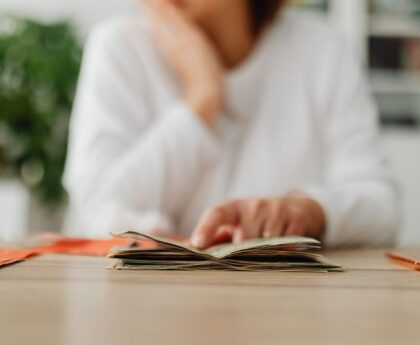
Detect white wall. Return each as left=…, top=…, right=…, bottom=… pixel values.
left=383, top=131, right=420, bottom=246
left=0, top=0, right=137, bottom=37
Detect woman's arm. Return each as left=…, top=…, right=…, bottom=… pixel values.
left=64, top=14, right=222, bottom=236
left=302, top=31, right=400, bottom=248
left=190, top=29, right=400, bottom=250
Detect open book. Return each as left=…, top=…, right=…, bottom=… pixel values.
left=109, top=231, right=342, bottom=272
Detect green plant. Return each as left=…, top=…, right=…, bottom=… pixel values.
left=0, top=16, right=82, bottom=205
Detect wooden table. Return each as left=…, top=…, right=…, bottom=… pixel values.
left=0, top=248, right=419, bottom=345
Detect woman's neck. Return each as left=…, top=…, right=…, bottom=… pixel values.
left=200, top=3, right=256, bottom=69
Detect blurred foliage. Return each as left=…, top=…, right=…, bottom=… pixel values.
left=0, top=16, right=82, bottom=205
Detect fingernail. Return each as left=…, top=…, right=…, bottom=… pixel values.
left=233, top=231, right=242, bottom=244
left=192, top=235, right=206, bottom=249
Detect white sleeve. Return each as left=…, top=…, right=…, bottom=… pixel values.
left=303, top=33, right=400, bottom=248
left=63, top=20, right=221, bottom=236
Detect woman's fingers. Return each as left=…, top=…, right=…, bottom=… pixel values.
left=192, top=196, right=319, bottom=248
left=191, top=204, right=237, bottom=249
left=231, top=199, right=271, bottom=244
left=284, top=206, right=306, bottom=236
left=236, top=199, right=268, bottom=242
left=262, top=199, right=288, bottom=238
left=144, top=0, right=190, bottom=35
left=211, top=225, right=235, bottom=246
left=146, top=2, right=181, bottom=42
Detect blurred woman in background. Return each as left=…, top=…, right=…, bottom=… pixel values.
left=64, top=0, right=399, bottom=248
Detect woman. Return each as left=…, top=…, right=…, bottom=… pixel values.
left=64, top=0, right=399, bottom=248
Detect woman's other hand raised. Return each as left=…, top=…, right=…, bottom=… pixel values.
left=143, top=0, right=224, bottom=127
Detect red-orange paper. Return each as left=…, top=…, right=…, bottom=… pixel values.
left=0, top=249, right=36, bottom=267
left=387, top=250, right=420, bottom=271
left=0, top=233, right=158, bottom=269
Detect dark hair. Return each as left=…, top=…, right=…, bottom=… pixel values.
left=247, top=0, right=285, bottom=36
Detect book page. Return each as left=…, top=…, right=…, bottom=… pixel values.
left=112, top=231, right=320, bottom=259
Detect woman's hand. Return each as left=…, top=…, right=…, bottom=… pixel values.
left=143, top=0, right=224, bottom=127
left=191, top=193, right=326, bottom=249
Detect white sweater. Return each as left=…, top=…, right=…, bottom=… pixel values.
left=63, top=10, right=400, bottom=247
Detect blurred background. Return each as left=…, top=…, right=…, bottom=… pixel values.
left=0, top=0, right=419, bottom=246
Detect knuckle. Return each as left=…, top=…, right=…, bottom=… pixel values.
left=239, top=227, right=253, bottom=240
left=164, top=43, right=180, bottom=55
left=292, top=209, right=305, bottom=224
left=179, top=37, right=192, bottom=49
left=202, top=206, right=220, bottom=219
left=273, top=199, right=285, bottom=214
left=211, top=206, right=225, bottom=217
left=250, top=199, right=266, bottom=214
left=226, top=199, right=241, bottom=208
